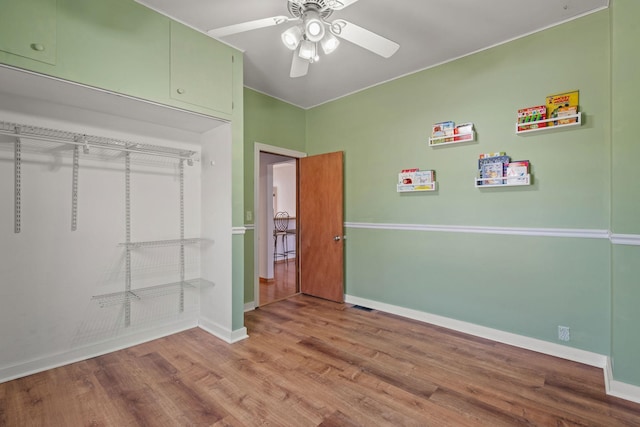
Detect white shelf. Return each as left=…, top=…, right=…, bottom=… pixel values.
left=119, top=238, right=203, bottom=248
left=0, top=120, right=198, bottom=161
left=475, top=174, right=531, bottom=187
left=516, top=113, right=581, bottom=134
left=428, top=131, right=475, bottom=146
left=92, top=278, right=212, bottom=308
left=397, top=182, right=438, bottom=192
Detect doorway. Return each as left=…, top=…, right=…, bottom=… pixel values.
left=254, top=143, right=306, bottom=307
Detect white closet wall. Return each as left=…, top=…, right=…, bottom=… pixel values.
left=0, top=69, right=232, bottom=382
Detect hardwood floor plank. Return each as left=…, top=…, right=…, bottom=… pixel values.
left=260, top=259, right=297, bottom=305
left=2, top=294, right=640, bottom=426
left=317, top=410, right=364, bottom=427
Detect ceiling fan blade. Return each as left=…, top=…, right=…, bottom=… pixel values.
left=330, top=19, right=399, bottom=58
left=327, top=0, right=360, bottom=10
left=290, top=53, right=309, bottom=78
left=208, top=16, right=290, bottom=38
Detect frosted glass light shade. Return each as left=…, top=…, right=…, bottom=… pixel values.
left=320, top=33, right=340, bottom=54
left=281, top=26, right=302, bottom=50
left=298, top=40, right=315, bottom=60
left=304, top=14, right=325, bottom=42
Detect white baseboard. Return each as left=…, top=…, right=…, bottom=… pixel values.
left=345, top=294, right=640, bottom=403
left=244, top=301, right=256, bottom=312
left=604, top=358, right=640, bottom=404
left=198, top=315, right=249, bottom=343
left=0, top=318, right=198, bottom=384
left=346, top=294, right=606, bottom=368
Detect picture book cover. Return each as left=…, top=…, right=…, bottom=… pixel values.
left=399, top=168, right=419, bottom=184
left=556, top=105, right=578, bottom=125
left=517, top=105, right=547, bottom=131
left=414, top=170, right=435, bottom=188
left=478, top=155, right=509, bottom=185
left=506, top=161, right=529, bottom=185
left=546, top=90, right=579, bottom=126
left=479, top=152, right=506, bottom=159
left=432, top=121, right=455, bottom=140
left=397, top=169, right=436, bottom=191
left=481, top=162, right=505, bottom=185
left=454, top=123, right=474, bottom=141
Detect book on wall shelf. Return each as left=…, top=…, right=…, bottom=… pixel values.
left=506, top=161, right=530, bottom=185
left=515, top=90, right=581, bottom=134
left=431, top=121, right=454, bottom=139
left=546, top=90, right=579, bottom=127
left=517, top=105, right=547, bottom=131
left=397, top=168, right=437, bottom=192
left=478, top=154, right=509, bottom=186
left=429, top=121, right=475, bottom=145
left=476, top=153, right=531, bottom=187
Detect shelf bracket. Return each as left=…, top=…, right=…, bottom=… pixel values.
left=71, top=144, right=80, bottom=231
left=14, top=130, right=22, bottom=234
left=179, top=159, right=185, bottom=313
left=124, top=151, right=131, bottom=327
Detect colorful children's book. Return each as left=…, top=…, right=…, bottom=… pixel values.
left=479, top=152, right=506, bottom=159
left=556, top=105, right=578, bottom=125
left=413, top=170, right=435, bottom=189
left=454, top=123, right=474, bottom=141
left=506, top=161, right=530, bottom=185
left=478, top=155, right=510, bottom=185
left=432, top=121, right=455, bottom=140
left=518, top=105, right=547, bottom=131
left=397, top=169, right=436, bottom=191
left=399, top=168, right=419, bottom=185
left=546, top=90, right=579, bottom=126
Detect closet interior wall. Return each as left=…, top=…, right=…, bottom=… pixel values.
left=0, top=88, right=208, bottom=382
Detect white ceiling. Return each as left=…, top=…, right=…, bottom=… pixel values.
left=136, top=0, right=609, bottom=109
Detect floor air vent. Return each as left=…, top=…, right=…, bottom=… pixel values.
left=352, top=305, right=373, bottom=312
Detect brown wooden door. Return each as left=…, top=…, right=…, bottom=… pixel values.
left=298, top=151, right=344, bottom=303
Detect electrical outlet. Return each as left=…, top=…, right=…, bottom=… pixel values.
left=246, top=211, right=252, bottom=221
left=558, top=325, right=571, bottom=342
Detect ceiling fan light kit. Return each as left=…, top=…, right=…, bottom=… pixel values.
left=320, top=32, right=340, bottom=54
left=208, top=0, right=399, bottom=78
left=303, top=10, right=325, bottom=42
left=281, top=26, right=303, bottom=50
left=298, top=40, right=318, bottom=62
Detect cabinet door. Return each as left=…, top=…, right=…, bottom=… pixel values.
left=0, top=0, right=57, bottom=65
left=170, top=21, right=233, bottom=115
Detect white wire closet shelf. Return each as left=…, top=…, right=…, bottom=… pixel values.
left=119, top=238, right=204, bottom=248
left=0, top=120, right=198, bottom=161
left=92, top=278, right=213, bottom=308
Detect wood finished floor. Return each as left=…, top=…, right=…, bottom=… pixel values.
left=260, top=259, right=297, bottom=305
left=2, top=294, right=640, bottom=426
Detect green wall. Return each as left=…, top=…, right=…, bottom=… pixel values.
left=306, top=12, right=610, bottom=229
left=305, top=10, right=612, bottom=356
left=0, top=0, right=235, bottom=120
left=611, top=0, right=640, bottom=386
left=231, top=47, right=245, bottom=331
left=243, top=89, right=306, bottom=303
left=241, top=1, right=639, bottom=387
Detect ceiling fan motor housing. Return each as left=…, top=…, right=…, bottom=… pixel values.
left=288, top=0, right=334, bottom=20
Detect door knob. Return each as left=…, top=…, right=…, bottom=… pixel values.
left=334, top=236, right=341, bottom=241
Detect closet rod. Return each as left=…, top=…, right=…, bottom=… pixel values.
left=0, top=121, right=197, bottom=162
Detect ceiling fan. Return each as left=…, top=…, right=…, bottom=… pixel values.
left=208, top=0, right=400, bottom=78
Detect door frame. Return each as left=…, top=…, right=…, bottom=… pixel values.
left=253, top=142, right=306, bottom=308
